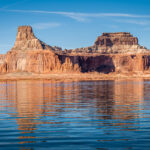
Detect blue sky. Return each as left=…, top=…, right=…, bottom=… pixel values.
left=0, top=0, right=150, bottom=53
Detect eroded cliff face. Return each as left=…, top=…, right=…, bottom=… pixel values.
left=57, top=31, right=150, bottom=74
left=0, top=26, right=80, bottom=73
left=0, top=25, right=150, bottom=74
left=1, top=50, right=80, bottom=73
left=59, top=54, right=149, bottom=74
left=1, top=52, right=149, bottom=74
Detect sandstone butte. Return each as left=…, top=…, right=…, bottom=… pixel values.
left=0, top=25, right=150, bottom=79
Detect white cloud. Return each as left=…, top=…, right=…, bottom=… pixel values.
left=115, top=19, right=150, bottom=25
left=32, top=22, right=61, bottom=30
left=3, top=9, right=150, bottom=22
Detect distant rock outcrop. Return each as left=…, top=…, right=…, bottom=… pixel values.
left=93, top=32, right=147, bottom=53
left=67, top=32, right=148, bottom=54
left=95, top=32, right=138, bottom=46
left=0, top=25, right=150, bottom=74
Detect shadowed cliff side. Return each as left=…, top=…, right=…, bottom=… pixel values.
left=58, top=54, right=150, bottom=74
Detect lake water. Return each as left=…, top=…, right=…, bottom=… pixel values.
left=0, top=79, right=150, bottom=150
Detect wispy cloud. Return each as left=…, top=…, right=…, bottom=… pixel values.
left=2, top=9, right=150, bottom=22
left=115, top=19, right=150, bottom=25
left=32, top=22, right=61, bottom=30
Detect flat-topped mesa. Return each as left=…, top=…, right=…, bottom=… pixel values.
left=94, top=32, right=148, bottom=53
left=67, top=32, right=148, bottom=55
left=11, top=26, right=53, bottom=51
left=16, top=26, right=35, bottom=41
left=94, top=32, right=138, bottom=46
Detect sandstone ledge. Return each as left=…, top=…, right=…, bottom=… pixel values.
left=0, top=72, right=150, bottom=81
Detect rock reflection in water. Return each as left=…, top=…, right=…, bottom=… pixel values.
left=0, top=79, right=144, bottom=148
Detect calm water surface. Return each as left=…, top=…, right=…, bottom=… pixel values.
left=0, top=79, right=150, bottom=150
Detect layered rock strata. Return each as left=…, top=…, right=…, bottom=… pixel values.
left=0, top=26, right=80, bottom=73
left=67, top=32, right=148, bottom=54
left=11, top=26, right=54, bottom=51
left=0, top=25, right=150, bottom=74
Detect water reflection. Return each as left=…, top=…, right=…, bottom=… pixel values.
left=114, top=80, right=144, bottom=119
left=0, top=79, right=146, bottom=149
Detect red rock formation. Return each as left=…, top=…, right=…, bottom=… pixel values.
left=60, top=54, right=146, bottom=74
left=0, top=26, right=80, bottom=73
left=11, top=26, right=53, bottom=51
left=95, top=32, right=138, bottom=46
left=93, top=32, right=148, bottom=54
left=4, top=50, right=80, bottom=73
left=68, top=32, right=148, bottom=54
left=0, top=25, right=150, bottom=75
